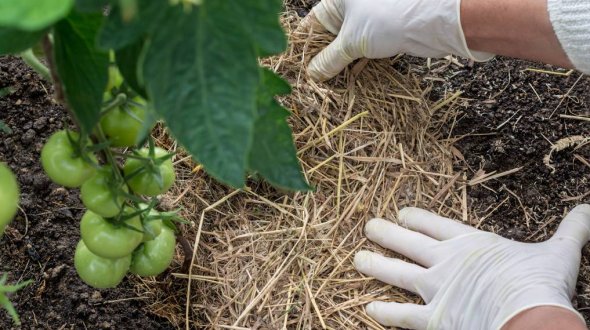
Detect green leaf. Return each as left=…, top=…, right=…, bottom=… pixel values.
left=260, top=68, right=292, bottom=97
left=234, top=0, right=287, bottom=57
left=0, top=0, right=74, bottom=31
left=0, top=293, right=20, bottom=325
left=115, top=38, right=147, bottom=98
left=54, top=11, right=109, bottom=134
left=75, top=0, right=109, bottom=12
left=98, top=1, right=163, bottom=50
left=0, top=27, right=45, bottom=55
left=1, top=280, right=32, bottom=293
left=143, top=1, right=261, bottom=187
left=248, top=70, right=309, bottom=191
left=0, top=276, right=30, bottom=325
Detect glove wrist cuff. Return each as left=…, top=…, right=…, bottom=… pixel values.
left=496, top=304, right=585, bottom=330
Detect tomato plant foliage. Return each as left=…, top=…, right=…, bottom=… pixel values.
left=0, top=0, right=310, bottom=190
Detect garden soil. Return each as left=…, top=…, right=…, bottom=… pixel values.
left=1, top=3, right=590, bottom=329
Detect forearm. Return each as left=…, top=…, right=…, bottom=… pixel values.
left=461, top=0, right=573, bottom=68
left=502, top=306, right=587, bottom=330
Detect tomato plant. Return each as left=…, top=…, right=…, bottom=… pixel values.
left=80, top=209, right=143, bottom=259
left=130, top=227, right=176, bottom=277
left=0, top=163, right=19, bottom=234
left=124, top=147, right=176, bottom=196
left=74, top=240, right=131, bottom=289
left=0, top=0, right=311, bottom=297
left=41, top=130, right=97, bottom=188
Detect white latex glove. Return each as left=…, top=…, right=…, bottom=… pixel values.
left=354, top=205, right=590, bottom=330
left=304, top=0, right=494, bottom=81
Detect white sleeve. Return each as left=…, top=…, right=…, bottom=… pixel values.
left=547, top=0, right=590, bottom=74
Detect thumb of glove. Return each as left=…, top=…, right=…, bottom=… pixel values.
left=308, top=36, right=358, bottom=81
left=552, top=204, right=590, bottom=249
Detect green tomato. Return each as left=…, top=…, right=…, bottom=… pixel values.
left=80, top=209, right=143, bottom=259
left=123, top=147, right=175, bottom=196
left=74, top=240, right=131, bottom=289
left=100, top=98, right=147, bottom=147
left=41, top=130, right=97, bottom=188
left=130, top=227, right=176, bottom=277
left=0, top=163, right=19, bottom=234
left=80, top=169, right=128, bottom=218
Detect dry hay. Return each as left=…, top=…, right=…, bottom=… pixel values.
left=141, top=12, right=473, bottom=329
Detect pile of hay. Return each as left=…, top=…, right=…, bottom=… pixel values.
left=144, top=12, right=472, bottom=329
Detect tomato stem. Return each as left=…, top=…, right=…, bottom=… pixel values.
left=19, top=49, right=51, bottom=82
left=41, top=34, right=81, bottom=133
left=101, top=93, right=128, bottom=116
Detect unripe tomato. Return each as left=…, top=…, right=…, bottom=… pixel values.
left=100, top=98, right=147, bottom=147
left=0, top=163, right=19, bottom=234
left=130, top=227, right=176, bottom=277
left=41, top=130, right=97, bottom=188
left=123, top=147, right=175, bottom=196
left=80, top=169, right=128, bottom=218
left=80, top=209, right=143, bottom=259
left=74, top=240, right=131, bottom=289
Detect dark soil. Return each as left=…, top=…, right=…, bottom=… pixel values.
left=420, top=57, right=590, bottom=320
left=0, top=56, right=174, bottom=329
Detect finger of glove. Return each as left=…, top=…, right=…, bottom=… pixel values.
left=297, top=12, right=329, bottom=35
left=365, top=218, right=439, bottom=266
left=366, top=301, right=430, bottom=330
left=308, top=36, right=357, bottom=82
left=553, top=204, right=590, bottom=248
left=354, top=251, right=431, bottom=297
left=399, top=207, right=477, bottom=240
left=311, top=0, right=345, bottom=35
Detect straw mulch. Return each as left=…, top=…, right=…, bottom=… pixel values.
left=143, top=12, right=474, bottom=329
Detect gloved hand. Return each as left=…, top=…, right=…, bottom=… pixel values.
left=354, top=205, right=590, bottom=330
left=303, top=0, right=494, bottom=81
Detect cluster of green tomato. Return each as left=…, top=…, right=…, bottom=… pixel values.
left=39, top=68, right=178, bottom=289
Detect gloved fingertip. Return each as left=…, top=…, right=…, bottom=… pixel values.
left=398, top=207, right=419, bottom=221
left=366, top=301, right=379, bottom=316
left=364, top=218, right=390, bottom=239
left=553, top=204, right=590, bottom=246
left=298, top=12, right=327, bottom=34
left=307, top=56, right=335, bottom=82
left=310, top=0, right=344, bottom=35
left=353, top=250, right=374, bottom=273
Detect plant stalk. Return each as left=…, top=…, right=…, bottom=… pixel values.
left=19, top=49, right=51, bottom=82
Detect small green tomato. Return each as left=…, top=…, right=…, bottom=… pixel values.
left=130, top=227, right=176, bottom=277
left=123, top=147, right=175, bottom=196
left=80, top=169, right=128, bottom=218
left=74, top=240, right=131, bottom=289
left=41, top=130, right=97, bottom=188
left=80, top=209, right=143, bottom=259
